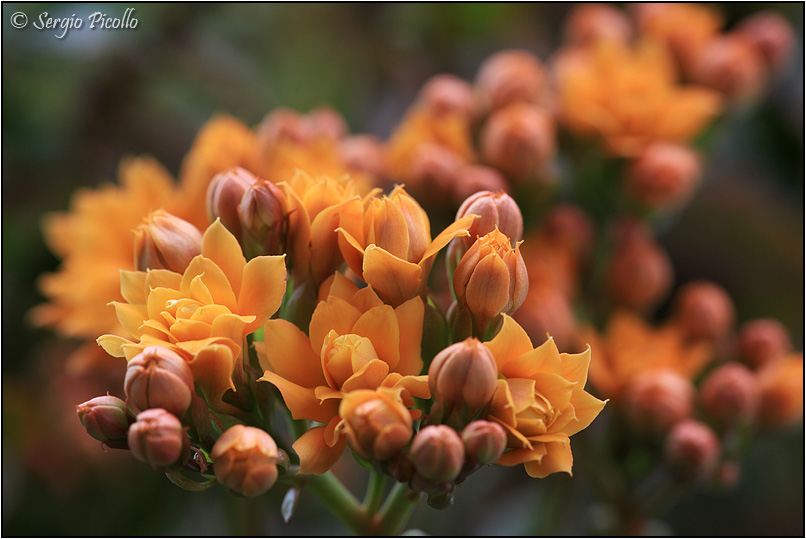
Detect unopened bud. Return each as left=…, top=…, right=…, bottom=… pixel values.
left=565, top=3, right=632, bottom=45
left=691, top=34, right=766, bottom=102
left=206, top=167, right=255, bottom=239
left=451, top=165, right=508, bottom=204
left=626, top=143, right=701, bottom=210
left=475, top=49, right=547, bottom=112
left=419, top=74, right=477, bottom=120
left=700, top=362, right=760, bottom=426
left=737, top=318, right=791, bottom=369
left=340, top=135, right=386, bottom=178
left=410, top=143, right=464, bottom=195
left=128, top=408, right=191, bottom=471
left=124, top=346, right=194, bottom=418
left=461, top=420, right=507, bottom=466
left=365, top=187, right=431, bottom=264
left=239, top=178, right=289, bottom=257
left=76, top=395, right=135, bottom=444
left=758, top=354, right=804, bottom=429
left=211, top=424, right=279, bottom=497
left=736, top=11, right=795, bottom=71
left=608, top=233, right=673, bottom=313
left=513, top=284, right=577, bottom=352
left=673, top=281, right=735, bottom=341
left=307, top=107, right=348, bottom=141
left=664, top=419, right=720, bottom=481
left=429, top=338, right=498, bottom=428
left=456, top=191, right=524, bottom=251
left=480, top=103, right=556, bottom=181
left=625, top=369, right=695, bottom=435
left=133, top=210, right=202, bottom=273
left=409, top=425, right=465, bottom=483
left=339, top=388, right=413, bottom=462
left=542, top=204, right=595, bottom=262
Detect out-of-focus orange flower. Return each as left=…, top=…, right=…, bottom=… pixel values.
left=484, top=315, right=606, bottom=478
left=689, top=34, right=766, bottom=102
left=758, top=353, right=804, bottom=428
left=97, top=220, right=287, bottom=409
left=475, top=49, right=549, bottom=113
left=565, top=3, right=632, bottom=46
left=337, top=186, right=475, bottom=306
left=584, top=312, right=713, bottom=399
left=258, top=273, right=428, bottom=474
left=555, top=40, right=722, bottom=157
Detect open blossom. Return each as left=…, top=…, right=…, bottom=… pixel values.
left=258, top=273, right=428, bottom=474
left=483, top=315, right=606, bottom=478
left=97, top=220, right=287, bottom=409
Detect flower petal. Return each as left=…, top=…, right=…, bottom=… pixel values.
left=421, top=214, right=476, bottom=262
left=524, top=439, right=573, bottom=478
left=201, top=219, right=246, bottom=295
left=342, top=359, right=391, bottom=393
left=259, top=371, right=338, bottom=424
left=293, top=426, right=348, bottom=475
left=562, top=390, right=608, bottom=437
left=362, top=245, right=423, bottom=307
left=393, top=297, right=424, bottom=376
left=182, top=256, right=237, bottom=311
left=309, top=296, right=362, bottom=357
left=259, top=319, right=326, bottom=388
left=111, top=302, right=149, bottom=339
left=560, top=346, right=592, bottom=387
left=97, top=334, right=133, bottom=358
left=120, top=270, right=147, bottom=305
left=351, top=305, right=400, bottom=371
left=485, top=315, right=534, bottom=372
left=237, top=254, right=287, bottom=333
left=189, top=343, right=237, bottom=409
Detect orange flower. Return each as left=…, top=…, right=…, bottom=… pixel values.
left=483, top=315, right=606, bottom=478
left=555, top=40, right=722, bottom=157
left=584, top=312, right=713, bottom=399
left=337, top=186, right=476, bottom=306
left=257, top=273, right=428, bottom=474
left=758, top=353, right=804, bottom=428
left=97, top=220, right=287, bottom=409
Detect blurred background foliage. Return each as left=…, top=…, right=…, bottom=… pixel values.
left=2, top=2, right=802, bottom=535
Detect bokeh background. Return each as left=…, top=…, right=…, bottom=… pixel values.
left=2, top=2, right=803, bottom=535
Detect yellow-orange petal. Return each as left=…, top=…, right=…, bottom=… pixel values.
left=485, top=315, right=535, bottom=372
left=532, top=372, right=576, bottom=412
left=210, top=313, right=254, bottom=345
left=310, top=197, right=364, bottom=284
left=282, top=183, right=313, bottom=279
left=362, top=245, right=423, bottom=306
left=524, top=439, right=573, bottom=478
left=466, top=252, right=511, bottom=320
left=351, top=305, right=400, bottom=371
left=341, top=359, right=391, bottom=393
left=237, top=254, right=287, bottom=334
left=259, top=371, right=339, bottom=423
left=309, top=296, right=363, bottom=357
left=488, top=379, right=517, bottom=427
left=421, top=214, right=476, bottom=263
left=259, top=319, right=326, bottom=388
left=293, top=426, right=348, bottom=475
left=506, top=378, right=538, bottom=414
left=120, top=270, right=147, bottom=305
left=393, top=297, right=425, bottom=376
left=145, top=269, right=183, bottom=293
left=182, top=257, right=238, bottom=311
left=170, top=318, right=211, bottom=342
left=111, top=302, right=149, bottom=339
left=97, top=334, right=133, bottom=357
left=563, top=391, right=607, bottom=437
left=188, top=343, right=237, bottom=408
left=500, top=337, right=563, bottom=379
left=496, top=446, right=545, bottom=467
left=335, top=227, right=367, bottom=279
left=560, top=346, right=592, bottom=387
left=201, top=219, right=247, bottom=295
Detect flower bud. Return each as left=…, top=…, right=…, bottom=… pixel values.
left=321, top=332, right=379, bottom=390
left=451, top=165, right=508, bottom=205
left=736, top=11, right=794, bottom=71
left=626, top=143, right=702, bottom=210
left=565, top=3, right=632, bottom=45
left=456, top=191, right=524, bottom=251
left=211, top=424, right=279, bottom=497
left=625, top=369, right=694, bottom=435
left=428, top=338, right=498, bottom=428
left=513, top=284, right=577, bottom=352
left=700, top=362, right=760, bottom=426
left=364, top=186, right=431, bottom=264
left=664, top=419, right=720, bottom=481
left=758, top=354, right=804, bottom=429
left=453, top=229, right=528, bottom=325
left=339, top=388, right=413, bottom=462
left=608, top=233, right=673, bottom=313
left=475, top=49, right=547, bottom=112
left=206, top=167, right=255, bottom=239
left=673, top=281, right=735, bottom=341
left=480, top=103, right=556, bottom=181
left=410, top=143, right=464, bottom=195
left=239, top=178, right=289, bottom=256
left=133, top=210, right=202, bottom=273
left=542, top=205, right=595, bottom=263
left=307, top=107, right=348, bottom=141
left=340, top=135, right=386, bottom=178
left=461, top=420, right=507, bottom=466
left=76, top=395, right=135, bottom=444
left=419, top=74, right=477, bottom=120
left=409, top=425, right=465, bottom=484
left=691, top=34, right=766, bottom=102
left=128, top=408, right=191, bottom=471
left=124, top=346, right=194, bottom=418
left=737, top=318, right=791, bottom=369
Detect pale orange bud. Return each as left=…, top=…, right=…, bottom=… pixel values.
left=133, top=210, right=202, bottom=273
left=691, top=34, right=766, bottom=102
left=124, top=346, right=194, bottom=418
left=673, top=281, right=735, bottom=341
left=257, top=108, right=308, bottom=145
left=542, top=204, right=595, bottom=262
left=409, top=425, right=465, bottom=483
left=307, top=107, right=348, bottom=141
left=428, top=338, right=498, bottom=428
left=664, top=419, right=720, bottom=480
left=627, top=143, right=701, bottom=209
left=410, top=143, right=464, bottom=195
left=340, top=135, right=386, bottom=178
left=736, top=12, right=794, bottom=71
left=737, top=318, right=791, bottom=369
left=456, top=190, right=524, bottom=250
left=419, top=74, right=477, bottom=120
left=239, top=178, right=288, bottom=256
left=625, top=369, right=695, bottom=435
left=451, top=165, right=508, bottom=205
left=364, top=187, right=431, bottom=264
left=461, top=420, right=507, bottom=466
left=128, top=408, right=191, bottom=471
left=608, top=233, right=673, bottom=313
left=480, top=103, right=556, bottom=181
left=453, top=229, right=529, bottom=323
left=758, top=354, right=804, bottom=428
left=475, top=49, right=547, bottom=112
left=211, top=424, right=279, bottom=497
left=76, top=395, right=135, bottom=444
left=321, top=332, right=379, bottom=390
left=565, top=3, right=632, bottom=45
left=513, top=284, right=577, bottom=352
left=339, top=388, right=413, bottom=462
left=700, top=362, right=760, bottom=426
left=206, top=167, right=255, bottom=238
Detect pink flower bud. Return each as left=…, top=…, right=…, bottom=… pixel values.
left=565, top=3, right=632, bottom=45
left=542, top=204, right=595, bottom=262
left=419, top=74, right=477, bottom=120
left=409, top=425, right=465, bottom=483
left=238, top=178, right=289, bottom=256
left=211, top=425, right=279, bottom=497
left=461, top=420, right=507, bottom=466
left=451, top=166, right=508, bottom=205
left=133, top=210, right=202, bottom=273
left=340, top=135, right=386, bottom=178
left=475, top=49, right=547, bottom=112
left=625, top=369, right=695, bottom=435
left=700, top=362, right=760, bottom=426
left=456, top=190, right=524, bottom=251
left=626, top=143, right=702, bottom=210
left=608, top=232, right=673, bottom=313
left=206, top=167, right=255, bottom=238
left=736, top=11, right=795, bottom=71
left=306, top=107, right=348, bottom=141
left=128, top=408, right=191, bottom=471
left=76, top=395, right=134, bottom=443
left=673, top=281, right=735, bottom=341
left=737, top=318, right=791, bottom=369
left=664, top=419, right=720, bottom=480
left=410, top=143, right=464, bottom=195
left=429, top=338, right=498, bottom=428
left=124, top=346, right=194, bottom=418
left=691, top=34, right=766, bottom=102
left=339, top=389, right=414, bottom=462
left=480, top=103, right=556, bottom=181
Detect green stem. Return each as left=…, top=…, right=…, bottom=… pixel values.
left=363, top=469, right=388, bottom=518
left=305, top=472, right=365, bottom=535
left=377, top=482, right=420, bottom=536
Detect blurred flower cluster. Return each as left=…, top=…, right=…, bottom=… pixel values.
left=27, top=2, right=801, bottom=535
